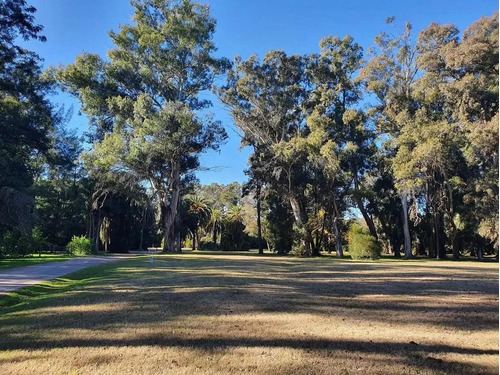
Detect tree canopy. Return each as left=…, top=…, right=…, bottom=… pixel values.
left=0, top=1, right=497, bottom=261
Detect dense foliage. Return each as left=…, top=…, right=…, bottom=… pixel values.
left=0, top=1, right=497, bottom=260
left=66, top=235, right=92, bottom=256
left=348, top=222, right=382, bottom=260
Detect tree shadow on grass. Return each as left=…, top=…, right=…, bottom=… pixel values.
left=0, top=255, right=497, bottom=374
left=1, top=256, right=497, bottom=330
left=0, top=334, right=496, bottom=375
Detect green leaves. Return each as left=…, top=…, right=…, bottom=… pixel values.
left=58, top=0, right=227, bottom=183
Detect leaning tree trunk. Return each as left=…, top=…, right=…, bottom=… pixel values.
left=401, top=193, right=412, bottom=259
left=353, top=178, right=378, bottom=239
left=357, top=200, right=378, bottom=240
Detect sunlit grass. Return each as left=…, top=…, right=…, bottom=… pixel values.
left=0, top=253, right=497, bottom=375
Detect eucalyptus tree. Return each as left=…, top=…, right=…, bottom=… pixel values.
left=57, top=0, right=228, bottom=252
left=410, top=13, right=499, bottom=257
left=359, top=18, right=420, bottom=258
left=218, top=51, right=318, bottom=255
left=242, top=149, right=269, bottom=255
left=305, top=35, right=369, bottom=256
left=363, top=147, right=405, bottom=257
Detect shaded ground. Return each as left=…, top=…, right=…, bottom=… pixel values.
left=0, top=253, right=497, bottom=375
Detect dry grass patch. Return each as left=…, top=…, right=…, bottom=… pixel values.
left=0, top=254, right=497, bottom=374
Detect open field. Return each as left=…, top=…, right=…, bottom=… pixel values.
left=0, top=253, right=498, bottom=375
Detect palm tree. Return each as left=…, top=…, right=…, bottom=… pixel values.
left=207, top=208, right=223, bottom=245
left=226, top=205, right=245, bottom=250
left=187, top=195, right=210, bottom=250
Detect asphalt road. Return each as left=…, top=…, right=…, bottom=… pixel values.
left=0, top=255, right=135, bottom=295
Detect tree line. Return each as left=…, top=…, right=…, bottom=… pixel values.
left=0, top=0, right=497, bottom=259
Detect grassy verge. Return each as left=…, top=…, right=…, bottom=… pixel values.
left=0, top=254, right=72, bottom=271
left=0, top=257, right=143, bottom=310
left=0, top=253, right=497, bottom=375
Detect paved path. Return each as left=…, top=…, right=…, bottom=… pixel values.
left=0, top=255, right=136, bottom=295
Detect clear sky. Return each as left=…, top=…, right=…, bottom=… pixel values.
left=23, top=0, right=498, bottom=185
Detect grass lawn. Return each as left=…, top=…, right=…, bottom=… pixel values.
left=0, top=253, right=497, bottom=375
left=0, top=254, right=72, bottom=271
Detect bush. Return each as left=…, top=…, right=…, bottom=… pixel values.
left=67, top=235, right=92, bottom=256
left=199, top=236, right=219, bottom=250
left=0, top=230, right=48, bottom=258
left=348, top=223, right=381, bottom=260
left=0, top=231, right=21, bottom=258
left=183, top=237, right=193, bottom=249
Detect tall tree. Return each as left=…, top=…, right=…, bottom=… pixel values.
left=0, top=0, right=57, bottom=234
left=306, top=35, right=366, bottom=257
left=218, top=51, right=318, bottom=254
left=413, top=13, right=499, bottom=258
left=359, top=19, right=420, bottom=259
left=57, top=0, right=228, bottom=252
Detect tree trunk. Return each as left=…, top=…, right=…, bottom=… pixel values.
left=161, top=206, right=175, bottom=252
left=175, top=221, right=182, bottom=253
left=212, top=225, right=217, bottom=245
left=192, top=231, right=196, bottom=251
left=161, top=162, right=181, bottom=253
left=353, top=177, right=377, bottom=239
left=289, top=195, right=312, bottom=256
left=435, top=211, right=446, bottom=259
left=392, top=237, right=402, bottom=258
left=357, top=199, right=378, bottom=239
left=452, top=235, right=461, bottom=260
left=139, top=208, right=145, bottom=250
left=332, top=217, right=343, bottom=257
left=331, top=196, right=343, bottom=258
left=477, top=247, right=484, bottom=261
left=256, top=186, right=264, bottom=255
left=316, top=212, right=327, bottom=253
left=95, top=211, right=102, bottom=254
left=401, top=194, right=412, bottom=259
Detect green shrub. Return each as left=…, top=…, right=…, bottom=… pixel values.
left=348, top=223, right=381, bottom=260
left=0, top=230, right=48, bottom=258
left=67, top=235, right=92, bottom=256
left=0, top=231, right=19, bottom=258
left=199, top=236, right=219, bottom=250
left=183, top=237, right=192, bottom=249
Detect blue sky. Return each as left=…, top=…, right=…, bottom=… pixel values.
left=24, top=0, right=498, bottom=185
